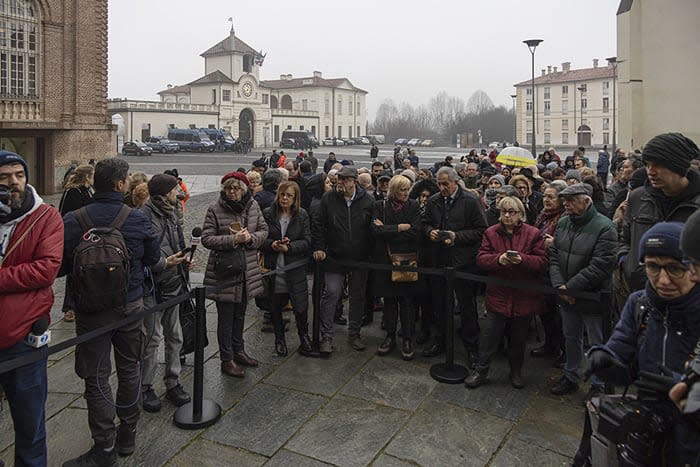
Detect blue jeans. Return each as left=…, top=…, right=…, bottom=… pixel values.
left=0, top=340, right=48, bottom=467
left=560, top=304, right=604, bottom=386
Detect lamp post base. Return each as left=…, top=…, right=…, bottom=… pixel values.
left=430, top=362, right=468, bottom=384
left=173, top=399, right=222, bottom=430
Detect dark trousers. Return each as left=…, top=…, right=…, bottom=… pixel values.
left=414, top=290, right=433, bottom=336
left=75, top=300, right=145, bottom=450
left=476, top=312, right=529, bottom=373
left=430, top=276, right=479, bottom=350
left=271, top=292, right=308, bottom=341
left=383, top=296, right=414, bottom=339
left=0, top=340, right=48, bottom=467
left=62, top=275, right=76, bottom=313
left=540, top=294, right=563, bottom=352
left=215, top=300, right=247, bottom=361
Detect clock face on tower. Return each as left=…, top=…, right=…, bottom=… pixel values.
left=242, top=82, right=253, bottom=98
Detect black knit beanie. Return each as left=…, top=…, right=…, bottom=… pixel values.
left=147, top=174, right=178, bottom=197
left=681, top=209, right=700, bottom=261
left=642, top=133, right=699, bottom=176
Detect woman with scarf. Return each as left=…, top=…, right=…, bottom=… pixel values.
left=202, top=172, right=268, bottom=378
left=261, top=181, right=313, bottom=357
left=58, top=164, right=94, bottom=322
left=530, top=180, right=567, bottom=361
left=371, top=175, right=422, bottom=360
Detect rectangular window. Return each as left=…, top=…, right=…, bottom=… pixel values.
left=603, top=132, right=610, bottom=145
left=311, top=125, right=316, bottom=136
left=28, top=56, right=35, bottom=96
left=262, top=94, right=269, bottom=104
left=603, top=97, right=609, bottom=113
left=357, top=125, right=361, bottom=137
left=274, top=125, right=279, bottom=142
left=562, top=119, right=569, bottom=130
left=526, top=119, right=532, bottom=130
left=325, top=126, right=329, bottom=138
left=302, top=99, right=308, bottom=111
left=581, top=98, right=587, bottom=113
left=526, top=133, right=533, bottom=144
left=211, top=89, right=216, bottom=104
left=1, top=53, right=7, bottom=95
left=562, top=85, right=568, bottom=96
left=544, top=101, right=550, bottom=116
left=562, top=132, right=569, bottom=144
left=222, top=90, right=231, bottom=102
left=544, top=119, right=551, bottom=131
left=603, top=118, right=610, bottom=130
left=325, top=97, right=330, bottom=114
left=526, top=88, right=532, bottom=96
left=356, top=102, right=360, bottom=115
left=544, top=132, right=551, bottom=144
left=338, top=99, right=342, bottom=115
left=300, top=125, right=304, bottom=131
left=287, top=125, right=292, bottom=130
left=562, top=99, right=568, bottom=114
left=348, top=101, right=353, bottom=115
left=579, top=83, right=587, bottom=93
left=544, top=87, right=550, bottom=99
left=526, top=101, right=533, bottom=116
left=603, top=81, right=610, bottom=95
left=348, top=126, right=352, bottom=138
left=337, top=126, right=342, bottom=138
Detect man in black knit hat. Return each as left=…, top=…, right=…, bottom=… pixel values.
left=618, top=132, right=700, bottom=292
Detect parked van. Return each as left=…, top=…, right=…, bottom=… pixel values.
left=281, top=130, right=318, bottom=149
left=167, top=128, right=215, bottom=152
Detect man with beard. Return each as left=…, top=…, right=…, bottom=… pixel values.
left=0, top=151, right=63, bottom=467
left=463, top=163, right=480, bottom=189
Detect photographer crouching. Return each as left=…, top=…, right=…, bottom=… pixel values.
left=576, top=222, right=700, bottom=466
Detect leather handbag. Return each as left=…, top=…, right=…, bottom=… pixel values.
left=383, top=200, right=418, bottom=282
left=213, top=248, right=245, bottom=278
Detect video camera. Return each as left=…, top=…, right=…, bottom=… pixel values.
left=0, top=184, right=11, bottom=215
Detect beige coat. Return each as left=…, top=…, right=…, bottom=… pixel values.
left=202, top=195, right=268, bottom=302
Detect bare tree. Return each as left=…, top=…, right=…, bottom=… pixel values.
left=466, top=90, right=495, bottom=114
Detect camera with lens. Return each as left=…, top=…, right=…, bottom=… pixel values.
left=681, top=352, right=700, bottom=422
left=592, top=371, right=676, bottom=467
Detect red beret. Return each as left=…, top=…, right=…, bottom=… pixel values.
left=221, top=171, right=249, bottom=186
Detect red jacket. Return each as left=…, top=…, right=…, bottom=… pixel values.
left=0, top=203, right=64, bottom=349
left=476, top=222, right=548, bottom=318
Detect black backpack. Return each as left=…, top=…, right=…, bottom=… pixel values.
left=72, top=205, right=132, bottom=313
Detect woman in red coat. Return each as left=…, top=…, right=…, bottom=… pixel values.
left=465, top=196, right=548, bottom=389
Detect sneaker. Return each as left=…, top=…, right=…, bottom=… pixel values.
left=550, top=375, right=579, bottom=396
left=320, top=336, right=333, bottom=354
left=348, top=334, right=366, bottom=351
left=141, top=387, right=161, bottom=413
left=377, top=335, right=396, bottom=356
left=115, top=423, right=136, bottom=457
left=62, top=446, right=117, bottom=467
left=166, top=384, right=191, bottom=407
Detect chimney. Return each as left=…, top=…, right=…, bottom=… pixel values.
left=313, top=71, right=322, bottom=78
left=280, top=74, right=286, bottom=80
left=562, top=62, right=571, bottom=72
left=541, top=69, right=546, bottom=76
left=547, top=65, right=552, bottom=74
left=167, top=84, right=173, bottom=89
left=553, top=66, right=558, bottom=73
left=593, top=58, right=599, bottom=68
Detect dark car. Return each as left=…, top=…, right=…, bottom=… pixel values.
left=144, top=137, right=179, bottom=154
left=122, top=140, right=153, bottom=156
left=341, top=138, right=355, bottom=146
left=280, top=138, right=296, bottom=149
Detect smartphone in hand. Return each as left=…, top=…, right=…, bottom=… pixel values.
left=506, top=250, right=519, bottom=258
left=230, top=221, right=242, bottom=232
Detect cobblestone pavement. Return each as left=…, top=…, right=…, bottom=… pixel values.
left=0, top=189, right=589, bottom=466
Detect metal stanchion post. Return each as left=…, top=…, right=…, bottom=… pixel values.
left=174, top=286, right=222, bottom=429
left=430, top=267, right=468, bottom=384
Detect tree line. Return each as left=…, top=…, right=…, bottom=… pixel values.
left=369, top=90, right=515, bottom=147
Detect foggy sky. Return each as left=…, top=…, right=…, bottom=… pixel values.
left=108, top=0, right=618, bottom=120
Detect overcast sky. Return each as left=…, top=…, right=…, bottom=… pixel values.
left=108, top=0, right=618, bottom=120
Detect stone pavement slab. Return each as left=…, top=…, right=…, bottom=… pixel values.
left=370, top=453, right=418, bottom=466
left=264, top=449, right=334, bottom=466
left=489, top=437, right=570, bottom=467
left=286, top=395, right=410, bottom=467
left=166, top=439, right=266, bottom=467
left=385, top=398, right=511, bottom=467
left=203, top=383, right=326, bottom=456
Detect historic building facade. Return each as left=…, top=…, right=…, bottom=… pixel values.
left=514, top=60, right=617, bottom=150
left=109, top=28, right=367, bottom=147
left=1, top=0, right=114, bottom=193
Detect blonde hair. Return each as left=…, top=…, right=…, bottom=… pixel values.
left=130, top=183, right=150, bottom=208
left=246, top=170, right=261, bottom=185
left=498, top=196, right=526, bottom=220
left=509, top=174, right=532, bottom=197
left=388, top=174, right=411, bottom=199
left=64, top=164, right=94, bottom=189
left=128, top=172, right=148, bottom=192
left=578, top=167, right=596, bottom=178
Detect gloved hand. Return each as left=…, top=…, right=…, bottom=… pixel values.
left=586, top=349, right=616, bottom=378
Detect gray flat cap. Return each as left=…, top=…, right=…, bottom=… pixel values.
left=337, top=166, right=359, bottom=179
left=559, top=183, right=593, bottom=198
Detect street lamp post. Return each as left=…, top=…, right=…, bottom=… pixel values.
left=606, top=56, right=617, bottom=157
left=510, top=94, right=517, bottom=145
left=577, top=85, right=586, bottom=147
left=523, top=39, right=543, bottom=157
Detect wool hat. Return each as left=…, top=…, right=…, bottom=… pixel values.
left=642, top=132, right=699, bottom=176
left=559, top=183, right=593, bottom=198
left=377, top=170, right=392, bottom=182
left=147, top=174, right=179, bottom=197
left=488, top=174, right=505, bottom=187
left=337, top=166, right=358, bottom=179
left=546, top=161, right=559, bottom=171
left=639, top=222, right=686, bottom=263
left=401, top=170, right=416, bottom=183
left=0, top=150, right=29, bottom=178
left=221, top=171, right=249, bottom=186
left=481, top=165, right=497, bottom=176
left=681, top=210, right=700, bottom=262
left=496, top=185, right=519, bottom=197
left=565, top=169, right=581, bottom=182
left=164, top=168, right=179, bottom=178
left=252, top=159, right=266, bottom=168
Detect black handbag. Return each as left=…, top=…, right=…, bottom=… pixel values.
left=213, top=248, right=245, bottom=278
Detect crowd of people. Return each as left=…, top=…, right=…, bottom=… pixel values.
left=1, top=131, right=699, bottom=466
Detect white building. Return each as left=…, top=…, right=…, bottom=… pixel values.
left=108, top=28, right=368, bottom=147
left=514, top=60, right=617, bottom=150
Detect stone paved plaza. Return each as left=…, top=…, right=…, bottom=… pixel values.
left=0, top=189, right=587, bottom=467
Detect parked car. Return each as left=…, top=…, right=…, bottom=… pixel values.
left=352, top=137, right=370, bottom=145
left=488, top=141, right=501, bottom=149
left=420, top=139, right=434, bottom=147
left=122, top=140, right=153, bottom=156
left=394, top=138, right=408, bottom=145
left=281, top=130, right=318, bottom=149
left=341, top=138, right=355, bottom=146
left=322, top=137, right=345, bottom=146
left=407, top=138, right=422, bottom=146
left=144, top=137, right=180, bottom=153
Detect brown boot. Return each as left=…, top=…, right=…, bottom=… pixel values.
left=221, top=360, right=245, bottom=378
left=233, top=351, right=259, bottom=367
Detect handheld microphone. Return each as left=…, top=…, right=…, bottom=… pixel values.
left=26, top=316, right=51, bottom=348
left=189, top=227, right=202, bottom=262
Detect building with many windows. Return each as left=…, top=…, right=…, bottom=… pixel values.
left=1, top=0, right=114, bottom=193
left=514, top=60, right=617, bottom=150
left=109, top=28, right=368, bottom=147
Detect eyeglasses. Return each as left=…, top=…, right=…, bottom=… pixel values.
left=279, top=192, right=295, bottom=199
left=644, top=261, right=689, bottom=279
left=224, top=185, right=244, bottom=191
left=515, top=185, right=529, bottom=191
left=543, top=194, right=558, bottom=200
left=499, top=209, right=519, bottom=217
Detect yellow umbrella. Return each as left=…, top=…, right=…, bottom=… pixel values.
left=496, top=147, right=536, bottom=167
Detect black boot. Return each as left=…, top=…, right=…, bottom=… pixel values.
left=465, top=368, right=488, bottom=389
left=275, top=338, right=288, bottom=357
left=377, top=334, right=396, bottom=356
left=298, top=333, right=313, bottom=356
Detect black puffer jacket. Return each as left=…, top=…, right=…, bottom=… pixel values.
left=140, top=198, right=186, bottom=292
left=313, top=186, right=374, bottom=272
left=261, top=205, right=311, bottom=309
left=619, top=170, right=700, bottom=291
left=421, top=188, right=487, bottom=269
